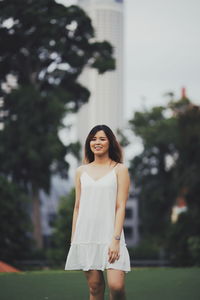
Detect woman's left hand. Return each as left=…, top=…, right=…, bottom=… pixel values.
left=108, top=239, right=120, bottom=263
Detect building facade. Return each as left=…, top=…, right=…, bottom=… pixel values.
left=77, top=0, right=124, bottom=145
left=124, top=184, right=139, bottom=247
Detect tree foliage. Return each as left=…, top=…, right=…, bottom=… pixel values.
left=0, top=0, right=115, bottom=190
left=0, top=0, right=115, bottom=248
left=47, top=188, right=74, bottom=265
left=0, top=176, right=32, bottom=263
left=167, top=100, right=200, bottom=265
left=129, top=96, right=200, bottom=265
left=129, top=106, right=178, bottom=239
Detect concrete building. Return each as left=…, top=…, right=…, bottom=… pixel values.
left=124, top=184, right=139, bottom=247
left=77, top=0, right=124, bottom=145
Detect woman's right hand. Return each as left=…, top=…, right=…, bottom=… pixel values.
left=108, top=239, right=120, bottom=263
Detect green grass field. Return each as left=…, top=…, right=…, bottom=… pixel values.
left=0, top=268, right=200, bottom=300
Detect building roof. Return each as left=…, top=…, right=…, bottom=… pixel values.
left=0, top=261, right=20, bottom=273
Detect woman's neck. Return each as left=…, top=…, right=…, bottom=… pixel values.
left=93, top=155, right=111, bottom=166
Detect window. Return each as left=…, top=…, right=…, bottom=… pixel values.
left=125, top=208, right=133, bottom=219
left=124, top=226, right=133, bottom=239
left=48, top=212, right=56, bottom=227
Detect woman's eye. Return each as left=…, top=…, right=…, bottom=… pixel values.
left=91, top=138, right=106, bottom=141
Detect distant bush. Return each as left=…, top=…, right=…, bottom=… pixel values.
left=46, top=188, right=74, bottom=266
left=0, top=176, right=33, bottom=263
left=167, top=212, right=200, bottom=266
left=187, top=236, right=200, bottom=266
left=128, top=238, right=162, bottom=260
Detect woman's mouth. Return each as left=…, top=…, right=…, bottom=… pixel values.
left=94, top=146, right=103, bottom=151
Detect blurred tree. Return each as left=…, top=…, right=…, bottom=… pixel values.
left=47, top=188, right=74, bottom=266
left=129, top=106, right=178, bottom=241
left=116, top=128, right=130, bottom=147
left=175, top=101, right=200, bottom=229
left=167, top=99, right=200, bottom=265
left=0, top=0, right=115, bottom=248
left=0, top=176, right=32, bottom=263
left=129, top=94, right=200, bottom=265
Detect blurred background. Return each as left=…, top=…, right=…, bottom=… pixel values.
left=0, top=0, right=200, bottom=271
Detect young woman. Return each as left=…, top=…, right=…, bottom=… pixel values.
left=65, top=124, right=131, bottom=300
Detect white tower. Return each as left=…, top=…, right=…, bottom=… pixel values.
left=77, top=0, right=124, bottom=145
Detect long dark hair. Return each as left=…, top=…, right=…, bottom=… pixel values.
left=84, top=124, right=123, bottom=163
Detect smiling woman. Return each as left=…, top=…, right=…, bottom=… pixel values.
left=84, top=125, right=123, bottom=165
left=65, top=124, right=131, bottom=300
left=90, top=131, right=109, bottom=156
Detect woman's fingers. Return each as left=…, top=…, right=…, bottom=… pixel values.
left=108, top=249, right=120, bottom=263
left=109, top=251, right=114, bottom=263
left=116, top=253, right=120, bottom=260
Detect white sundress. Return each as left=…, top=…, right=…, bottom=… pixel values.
left=64, top=165, right=131, bottom=273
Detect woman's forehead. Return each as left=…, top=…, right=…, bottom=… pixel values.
left=93, top=130, right=107, bottom=138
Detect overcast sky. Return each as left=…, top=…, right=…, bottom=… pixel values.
left=57, top=0, right=200, bottom=121
left=124, top=0, right=200, bottom=120
left=55, top=0, right=200, bottom=165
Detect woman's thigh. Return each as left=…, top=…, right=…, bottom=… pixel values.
left=106, top=269, right=126, bottom=290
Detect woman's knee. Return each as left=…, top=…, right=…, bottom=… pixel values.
left=89, top=280, right=105, bottom=296
left=109, top=282, right=125, bottom=297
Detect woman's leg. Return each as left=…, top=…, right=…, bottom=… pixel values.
left=106, top=269, right=126, bottom=300
left=84, top=270, right=105, bottom=300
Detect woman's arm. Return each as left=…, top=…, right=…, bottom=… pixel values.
left=70, top=167, right=82, bottom=243
left=108, top=164, right=130, bottom=263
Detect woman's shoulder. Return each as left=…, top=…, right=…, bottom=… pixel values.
left=76, top=164, right=90, bottom=175
left=115, top=162, right=128, bottom=170
left=115, top=163, right=129, bottom=175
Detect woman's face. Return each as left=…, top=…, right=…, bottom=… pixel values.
left=90, top=130, right=110, bottom=156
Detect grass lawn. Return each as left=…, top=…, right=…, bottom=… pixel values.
left=0, top=267, right=200, bottom=300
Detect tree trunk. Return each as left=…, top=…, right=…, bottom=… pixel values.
left=32, top=185, right=43, bottom=248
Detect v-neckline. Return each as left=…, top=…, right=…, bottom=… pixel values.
left=82, top=168, right=116, bottom=183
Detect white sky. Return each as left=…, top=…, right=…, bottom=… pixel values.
left=57, top=0, right=200, bottom=123
left=55, top=0, right=200, bottom=166
left=124, top=0, right=200, bottom=120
